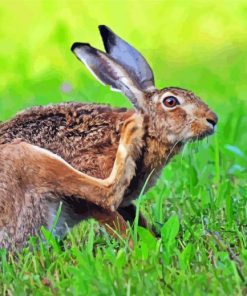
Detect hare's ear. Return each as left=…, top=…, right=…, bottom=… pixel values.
left=71, top=42, right=147, bottom=110
left=99, top=25, right=155, bottom=92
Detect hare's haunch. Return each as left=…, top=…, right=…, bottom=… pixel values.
left=0, top=25, right=217, bottom=250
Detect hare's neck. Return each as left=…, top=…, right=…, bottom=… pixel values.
left=143, top=134, right=183, bottom=172
left=141, top=115, right=184, bottom=171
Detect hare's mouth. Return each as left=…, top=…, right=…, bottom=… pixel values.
left=187, top=118, right=216, bottom=142
left=190, top=127, right=215, bottom=141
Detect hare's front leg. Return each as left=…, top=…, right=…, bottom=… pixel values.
left=118, top=204, right=149, bottom=229
left=102, top=114, right=144, bottom=210
left=89, top=207, right=132, bottom=245
left=118, top=204, right=158, bottom=237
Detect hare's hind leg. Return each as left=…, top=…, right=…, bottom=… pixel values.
left=1, top=114, right=143, bottom=212
left=0, top=142, right=50, bottom=250
left=0, top=112, right=143, bottom=249
left=24, top=114, right=143, bottom=211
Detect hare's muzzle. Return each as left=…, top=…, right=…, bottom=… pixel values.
left=206, top=110, right=218, bottom=128
left=205, top=110, right=218, bottom=131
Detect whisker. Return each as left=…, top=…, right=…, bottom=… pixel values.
left=164, top=140, right=180, bottom=167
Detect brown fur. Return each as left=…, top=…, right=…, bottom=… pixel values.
left=0, top=103, right=134, bottom=178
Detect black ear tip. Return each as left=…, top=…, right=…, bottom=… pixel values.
left=98, top=25, right=114, bottom=38
left=71, top=42, right=91, bottom=52
left=99, top=25, right=115, bottom=53
left=98, top=25, right=110, bottom=32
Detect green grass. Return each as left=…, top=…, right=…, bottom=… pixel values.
left=0, top=1, right=247, bottom=295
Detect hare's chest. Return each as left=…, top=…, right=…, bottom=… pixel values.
left=120, top=165, right=164, bottom=207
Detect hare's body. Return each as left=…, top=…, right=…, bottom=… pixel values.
left=0, top=25, right=218, bottom=250
left=0, top=113, right=144, bottom=249
left=0, top=103, right=144, bottom=248
left=0, top=103, right=133, bottom=179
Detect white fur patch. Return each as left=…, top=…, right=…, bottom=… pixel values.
left=118, top=143, right=127, bottom=158
left=167, top=133, right=178, bottom=143
left=152, top=93, right=160, bottom=103
left=145, top=85, right=156, bottom=92
left=183, top=104, right=195, bottom=115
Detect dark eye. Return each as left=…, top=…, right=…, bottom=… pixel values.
left=162, top=96, right=180, bottom=108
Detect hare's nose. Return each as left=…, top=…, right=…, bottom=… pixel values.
left=206, top=111, right=218, bottom=127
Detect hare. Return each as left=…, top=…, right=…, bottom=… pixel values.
left=0, top=25, right=218, bottom=250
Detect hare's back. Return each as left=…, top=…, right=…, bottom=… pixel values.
left=0, top=102, right=134, bottom=178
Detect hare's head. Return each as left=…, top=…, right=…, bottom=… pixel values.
left=71, top=25, right=217, bottom=145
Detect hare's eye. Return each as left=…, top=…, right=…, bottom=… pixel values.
left=163, top=96, right=180, bottom=108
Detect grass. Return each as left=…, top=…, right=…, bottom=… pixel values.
left=0, top=1, right=247, bottom=295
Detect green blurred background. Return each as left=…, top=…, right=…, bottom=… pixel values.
left=0, top=0, right=246, bottom=148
